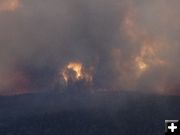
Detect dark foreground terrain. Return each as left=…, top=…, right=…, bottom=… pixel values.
left=0, top=91, right=179, bottom=135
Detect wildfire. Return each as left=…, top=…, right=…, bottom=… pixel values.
left=67, top=62, right=83, bottom=80
left=60, top=61, right=93, bottom=84
left=138, top=40, right=168, bottom=73
left=112, top=1, right=174, bottom=93
left=135, top=57, right=147, bottom=71
left=122, top=1, right=169, bottom=76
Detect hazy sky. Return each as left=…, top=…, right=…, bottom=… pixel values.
left=0, top=0, right=179, bottom=95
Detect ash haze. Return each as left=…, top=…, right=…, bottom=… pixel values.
left=0, top=0, right=20, bottom=12
left=0, top=0, right=179, bottom=95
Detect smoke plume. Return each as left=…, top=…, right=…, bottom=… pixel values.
left=0, top=0, right=179, bottom=95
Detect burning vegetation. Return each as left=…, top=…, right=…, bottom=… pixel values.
left=53, top=61, right=94, bottom=91
left=0, top=0, right=179, bottom=95
left=61, top=61, right=93, bottom=83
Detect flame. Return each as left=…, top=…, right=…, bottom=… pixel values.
left=60, top=61, right=93, bottom=84
left=67, top=62, right=83, bottom=80
left=0, top=0, right=21, bottom=12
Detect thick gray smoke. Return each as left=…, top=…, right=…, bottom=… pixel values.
left=0, top=0, right=179, bottom=95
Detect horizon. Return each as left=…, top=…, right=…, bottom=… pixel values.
left=0, top=1, right=179, bottom=134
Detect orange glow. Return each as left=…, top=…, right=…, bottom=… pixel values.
left=0, top=70, right=29, bottom=95
left=60, top=61, right=93, bottom=84
left=113, top=1, right=173, bottom=93
left=122, top=2, right=168, bottom=76
left=0, top=0, right=21, bottom=12
left=135, top=57, right=147, bottom=71
left=135, top=43, right=167, bottom=75
left=122, top=1, right=146, bottom=43
left=67, top=62, right=83, bottom=80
